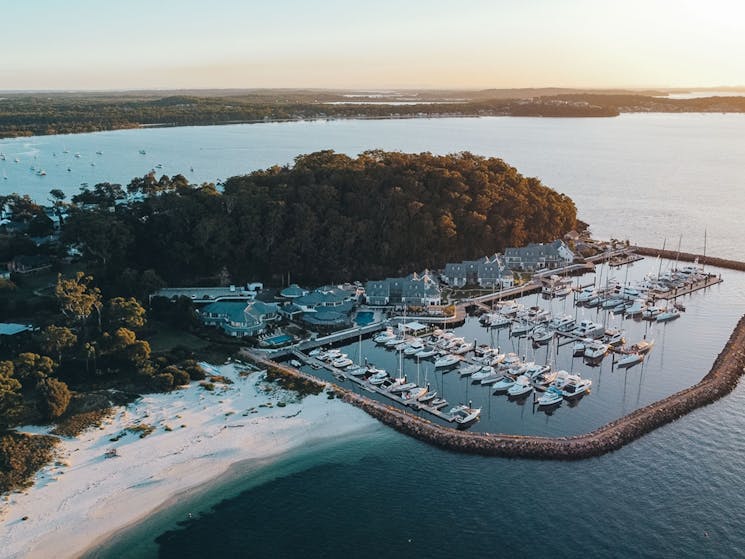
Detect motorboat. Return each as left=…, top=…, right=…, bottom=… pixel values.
left=572, top=319, right=605, bottom=339
left=452, top=341, right=475, bottom=355
left=401, top=386, right=428, bottom=401
left=576, top=286, right=598, bottom=304
left=642, top=305, right=665, bottom=320
left=656, top=308, right=681, bottom=322
left=507, top=375, right=533, bottom=398
left=332, top=356, right=353, bottom=369
left=430, top=398, right=448, bottom=410
left=601, top=297, right=625, bottom=310
left=385, top=336, right=404, bottom=348
left=389, top=381, right=417, bottom=394
left=583, top=341, right=609, bottom=361
left=604, top=328, right=625, bottom=347
left=322, top=349, right=342, bottom=361
left=624, top=299, right=646, bottom=317
left=418, top=389, right=437, bottom=403
left=537, top=386, right=563, bottom=406
left=345, top=365, right=367, bottom=376
left=289, top=359, right=302, bottom=368
left=368, top=371, right=389, bottom=385
left=449, top=404, right=481, bottom=428
left=531, top=326, right=553, bottom=345
left=561, top=377, right=592, bottom=399
left=551, top=370, right=579, bottom=390
left=490, top=314, right=512, bottom=328
left=404, top=340, right=425, bottom=356
left=459, top=363, right=482, bottom=377
left=531, top=369, right=559, bottom=391
left=434, top=354, right=462, bottom=369
left=374, top=329, right=396, bottom=344
left=471, top=367, right=496, bottom=382
left=549, top=314, right=575, bottom=332
left=492, top=375, right=517, bottom=394
left=511, top=321, right=534, bottom=337
left=414, top=348, right=437, bottom=359
left=616, top=352, right=643, bottom=368
left=630, top=339, right=655, bottom=354
left=502, top=353, right=521, bottom=367
left=573, top=338, right=592, bottom=357
left=480, top=371, right=504, bottom=385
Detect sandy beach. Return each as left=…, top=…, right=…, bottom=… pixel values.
left=0, top=363, right=379, bottom=559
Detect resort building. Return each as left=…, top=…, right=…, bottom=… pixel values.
left=441, top=255, right=514, bottom=289
left=503, top=240, right=574, bottom=272
left=154, top=284, right=261, bottom=303
left=365, top=272, right=442, bottom=307
left=199, top=300, right=279, bottom=337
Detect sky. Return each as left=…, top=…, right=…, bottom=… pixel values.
left=1, top=0, right=744, bottom=91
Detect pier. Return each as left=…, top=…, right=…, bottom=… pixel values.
left=268, top=321, right=385, bottom=359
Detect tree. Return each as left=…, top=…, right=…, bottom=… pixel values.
left=48, top=189, right=68, bottom=227
left=13, top=353, right=56, bottom=386
left=55, top=272, right=102, bottom=329
left=106, top=297, right=146, bottom=330
left=0, top=362, right=22, bottom=429
left=36, top=377, right=71, bottom=420
left=38, top=325, right=77, bottom=363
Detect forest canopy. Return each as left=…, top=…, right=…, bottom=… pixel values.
left=60, top=150, right=577, bottom=286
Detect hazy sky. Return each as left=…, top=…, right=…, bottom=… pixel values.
left=1, top=0, right=743, bottom=90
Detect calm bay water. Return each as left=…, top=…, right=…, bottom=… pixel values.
left=9, top=114, right=745, bottom=557
left=2, top=113, right=745, bottom=258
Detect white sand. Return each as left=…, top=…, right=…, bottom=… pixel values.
left=0, top=363, right=378, bottom=559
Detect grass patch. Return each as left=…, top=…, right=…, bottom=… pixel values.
left=127, top=424, right=155, bottom=438
left=209, top=375, right=233, bottom=385
left=51, top=408, right=113, bottom=437
left=0, top=432, right=60, bottom=493
left=264, top=366, right=324, bottom=398
left=145, top=320, right=210, bottom=354
left=199, top=382, right=215, bottom=392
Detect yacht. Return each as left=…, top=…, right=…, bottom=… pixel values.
left=624, top=299, right=646, bottom=317
left=401, top=386, right=428, bottom=401
left=604, top=328, right=625, bottom=347
left=385, top=336, right=404, bottom=348
left=502, top=352, right=521, bottom=367
left=430, top=398, right=448, bottom=410
left=576, top=286, right=598, bottom=304
left=601, top=297, right=625, bottom=310
left=332, top=355, right=353, bottom=369
left=459, top=363, right=482, bottom=377
left=537, top=386, right=564, bottom=407
left=434, top=354, right=462, bottom=369
left=642, top=305, right=665, bottom=320
left=549, top=314, right=575, bottom=332
left=572, top=338, right=592, bottom=357
left=561, top=377, right=592, bottom=399
left=531, top=369, right=559, bottom=391
left=572, top=319, right=605, bottom=339
left=490, top=314, right=512, bottom=328
left=374, top=329, right=396, bottom=344
left=414, top=347, right=437, bottom=359
left=418, top=389, right=437, bottom=404
left=346, top=365, right=367, bottom=376
left=452, top=341, right=474, bottom=355
left=507, top=375, right=533, bottom=398
left=404, top=339, right=424, bottom=356
left=531, top=326, right=553, bottom=345
left=656, top=308, right=681, bottom=322
left=449, top=404, right=481, bottom=429
left=471, top=366, right=496, bottom=382
left=492, top=375, right=517, bottom=394
left=616, top=352, right=643, bottom=368
left=389, top=381, right=417, bottom=394
left=510, top=320, right=534, bottom=337
left=139, top=149, right=147, bottom=155
left=630, top=339, right=654, bottom=354
left=584, top=340, right=609, bottom=361
left=368, top=371, right=389, bottom=385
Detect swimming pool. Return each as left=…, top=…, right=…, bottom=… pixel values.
left=264, top=334, right=293, bottom=346
left=355, top=311, right=375, bottom=326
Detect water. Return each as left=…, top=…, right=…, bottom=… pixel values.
left=2, top=113, right=745, bottom=258
left=304, top=259, right=738, bottom=437
left=8, top=114, right=745, bottom=556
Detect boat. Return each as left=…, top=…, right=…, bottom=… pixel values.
left=414, top=348, right=437, bottom=359
left=604, top=328, right=625, bottom=347
left=630, top=339, right=655, bottom=354
left=507, top=375, right=533, bottom=398
left=616, top=352, right=643, bottom=368
left=624, top=299, right=646, bottom=317
left=642, top=305, right=665, bottom=320
left=74, top=153, right=81, bottom=158
left=430, top=398, right=448, bottom=410
left=471, top=366, right=496, bottom=382
left=36, top=169, right=46, bottom=176
left=389, top=381, right=417, bottom=394
left=537, top=386, right=563, bottom=407
left=96, top=151, right=103, bottom=155
left=452, top=341, right=474, bottom=355
left=368, top=370, right=389, bottom=385
left=332, top=356, right=353, bottom=369
left=308, top=348, right=323, bottom=357
left=385, top=336, right=404, bottom=348
left=531, top=369, right=559, bottom=390
left=583, top=340, right=609, bottom=361
left=289, top=359, right=302, bottom=368
left=492, top=375, right=517, bottom=394
left=549, top=314, right=575, bottom=332
left=374, top=329, right=396, bottom=344
left=571, top=319, right=605, bottom=339
left=510, top=321, right=534, bottom=337
left=449, top=404, right=481, bottom=428
left=401, top=386, right=427, bottom=401
left=66, top=167, right=72, bottom=172
left=480, top=371, right=503, bottom=385
left=404, top=339, right=424, bottom=356
left=434, top=354, right=462, bottom=369
left=502, top=352, right=521, bottom=367
left=561, top=377, right=592, bottom=399
left=656, top=308, right=681, bottom=322
left=346, top=365, right=367, bottom=376
left=459, top=363, right=482, bottom=377
left=418, top=389, right=437, bottom=403
left=139, top=149, right=147, bottom=155
left=531, top=326, right=553, bottom=344
left=601, top=297, right=625, bottom=310
left=576, top=286, right=597, bottom=303
left=490, top=314, right=512, bottom=328
left=573, top=338, right=592, bottom=357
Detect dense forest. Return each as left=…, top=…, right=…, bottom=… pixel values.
left=2, top=89, right=745, bottom=138
left=51, top=150, right=577, bottom=287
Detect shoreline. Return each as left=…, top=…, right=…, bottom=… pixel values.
left=0, top=363, right=379, bottom=559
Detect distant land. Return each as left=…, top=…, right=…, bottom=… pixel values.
left=1, top=87, right=745, bottom=138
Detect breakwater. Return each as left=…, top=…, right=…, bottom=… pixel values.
left=635, top=246, right=745, bottom=272
left=247, top=251, right=745, bottom=460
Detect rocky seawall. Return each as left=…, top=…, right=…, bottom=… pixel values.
left=249, top=251, right=745, bottom=460
left=634, top=246, right=745, bottom=272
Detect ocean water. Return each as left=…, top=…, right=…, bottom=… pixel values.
left=2, top=113, right=745, bottom=258
left=7, top=114, right=745, bottom=557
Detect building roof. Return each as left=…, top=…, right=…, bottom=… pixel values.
left=279, top=284, right=308, bottom=298
left=247, top=301, right=279, bottom=319
left=0, top=323, right=33, bottom=336
left=201, top=301, right=258, bottom=326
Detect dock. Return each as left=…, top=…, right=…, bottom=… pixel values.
left=649, top=273, right=723, bottom=301
left=269, top=321, right=385, bottom=359
left=290, top=350, right=456, bottom=423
